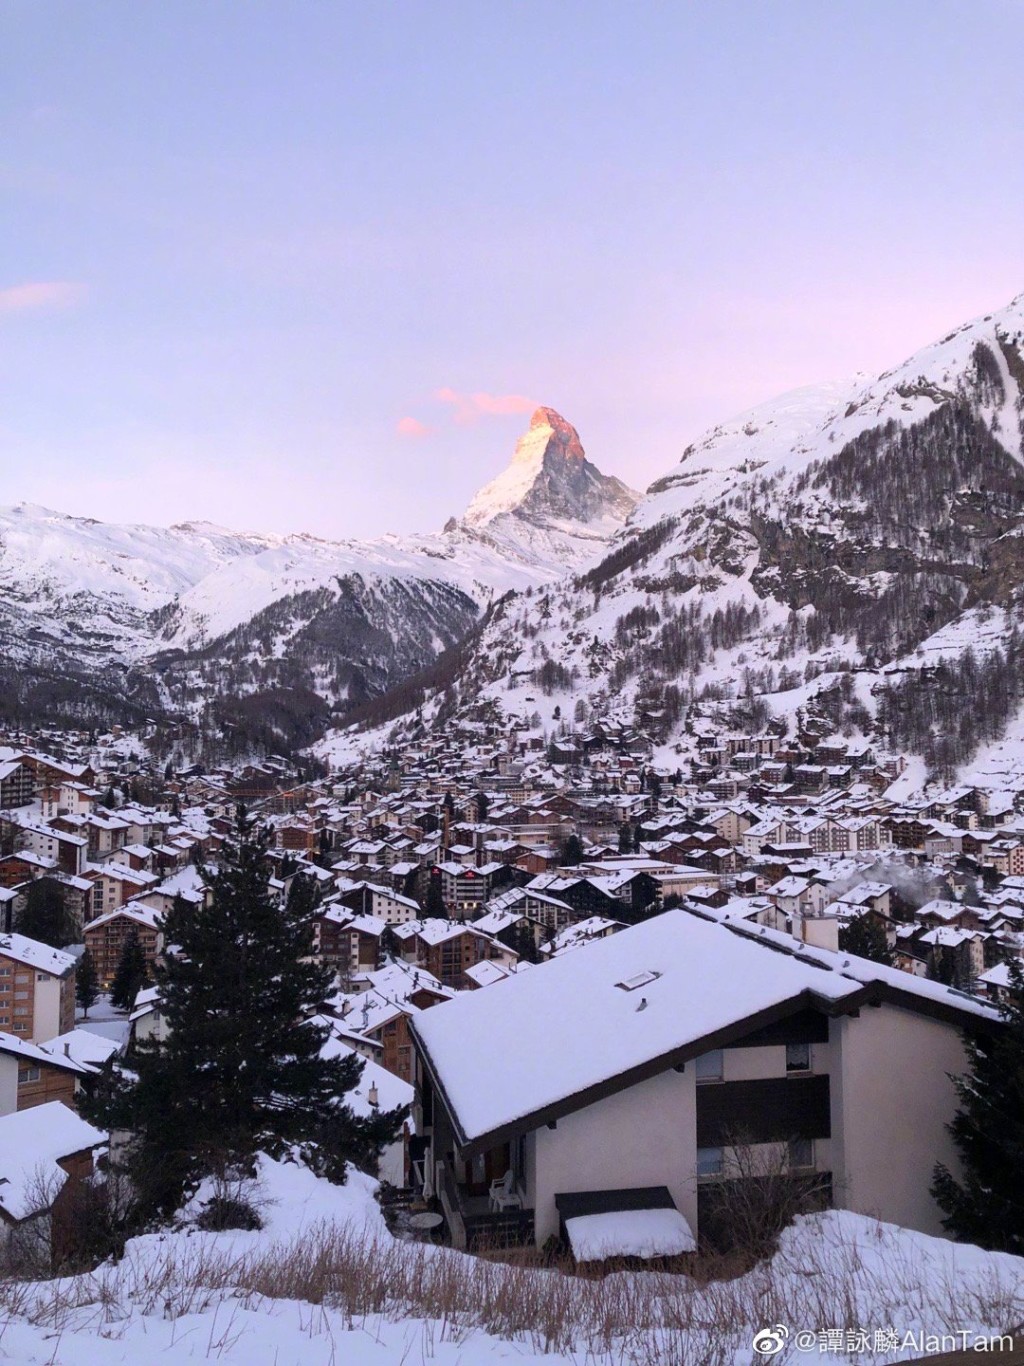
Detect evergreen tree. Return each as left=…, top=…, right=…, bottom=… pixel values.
left=617, top=822, right=633, bottom=854
left=83, top=811, right=404, bottom=1218
left=475, top=790, right=489, bottom=822
left=932, top=960, right=1024, bottom=1251
left=76, top=946, right=99, bottom=1018
left=837, top=915, right=895, bottom=966
left=102, top=785, right=118, bottom=810
left=16, top=879, right=78, bottom=949
left=502, top=921, right=540, bottom=964
left=560, top=834, right=584, bottom=867
left=424, top=871, right=448, bottom=919
left=110, top=929, right=149, bottom=1011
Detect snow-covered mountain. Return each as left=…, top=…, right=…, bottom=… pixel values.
left=0, top=410, right=637, bottom=748
left=364, top=292, right=1024, bottom=784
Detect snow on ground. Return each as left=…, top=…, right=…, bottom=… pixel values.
left=76, top=995, right=132, bottom=1048
left=883, top=753, right=928, bottom=803
left=958, top=704, right=1024, bottom=791
left=0, top=1154, right=1021, bottom=1364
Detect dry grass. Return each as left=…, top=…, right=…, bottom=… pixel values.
left=0, top=1216, right=1022, bottom=1364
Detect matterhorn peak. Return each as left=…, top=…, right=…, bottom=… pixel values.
left=463, top=406, right=638, bottom=532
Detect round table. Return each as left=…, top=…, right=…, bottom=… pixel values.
left=407, top=1211, right=445, bottom=1241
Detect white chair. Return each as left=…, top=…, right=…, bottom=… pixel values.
left=488, top=1169, right=521, bottom=1212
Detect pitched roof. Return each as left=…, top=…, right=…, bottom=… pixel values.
left=0, top=1101, right=106, bottom=1221
left=413, top=907, right=998, bottom=1154
left=0, top=934, right=76, bottom=977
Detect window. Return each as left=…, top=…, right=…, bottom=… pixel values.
left=695, top=1049, right=724, bottom=1083
left=17, top=1066, right=39, bottom=1083
left=36, top=973, right=49, bottom=982
left=786, top=1043, right=811, bottom=1073
left=789, top=1138, right=814, bottom=1169
left=697, top=1146, right=724, bottom=1177
left=615, top=969, right=661, bottom=992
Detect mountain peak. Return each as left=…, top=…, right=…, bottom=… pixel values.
left=463, top=407, right=638, bottom=531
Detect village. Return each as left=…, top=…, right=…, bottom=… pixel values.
left=0, top=699, right=1020, bottom=1264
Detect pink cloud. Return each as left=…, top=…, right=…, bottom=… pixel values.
left=0, top=281, right=88, bottom=314
left=396, top=415, right=431, bottom=438
left=434, top=387, right=535, bottom=425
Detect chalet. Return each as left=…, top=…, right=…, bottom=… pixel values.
left=5, top=821, right=87, bottom=877
left=0, top=760, right=33, bottom=810
left=485, top=885, right=574, bottom=934
left=83, top=903, right=162, bottom=987
left=412, top=908, right=997, bottom=1252
left=0, top=1031, right=88, bottom=1112
left=0, top=936, right=76, bottom=1042
left=337, top=882, right=421, bottom=925
left=0, top=852, right=56, bottom=889
left=472, top=906, right=547, bottom=953
left=0, top=1102, right=106, bottom=1268
left=408, top=921, right=502, bottom=990
left=85, top=863, right=159, bottom=922
left=40, top=780, right=100, bottom=821
left=18, top=753, right=95, bottom=792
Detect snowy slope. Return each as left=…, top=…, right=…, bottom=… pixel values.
left=359, top=291, right=1024, bottom=785
left=2, top=1152, right=1021, bottom=1364
left=0, top=409, right=637, bottom=742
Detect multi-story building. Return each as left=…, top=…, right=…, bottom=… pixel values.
left=0, top=935, right=76, bottom=1043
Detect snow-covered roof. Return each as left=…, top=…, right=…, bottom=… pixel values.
left=0, top=1029, right=87, bottom=1074
left=0, top=1101, right=106, bottom=1222
left=37, top=1028, right=121, bottom=1072
left=0, top=934, right=76, bottom=977
left=414, top=907, right=999, bottom=1149
left=564, top=1207, right=695, bottom=1261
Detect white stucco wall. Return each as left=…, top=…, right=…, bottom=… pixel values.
left=831, top=1002, right=967, bottom=1236
left=32, top=975, right=62, bottom=1043
left=529, top=1066, right=697, bottom=1243
left=0, top=1054, right=19, bottom=1117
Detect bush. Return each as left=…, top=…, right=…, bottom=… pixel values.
left=196, top=1197, right=263, bottom=1232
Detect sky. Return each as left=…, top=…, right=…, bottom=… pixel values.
left=2, top=1, right=1023, bottom=540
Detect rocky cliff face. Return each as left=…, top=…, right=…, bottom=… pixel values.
left=465, top=407, right=638, bottom=531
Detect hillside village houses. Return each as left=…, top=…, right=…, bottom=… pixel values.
left=2, top=709, right=1024, bottom=1258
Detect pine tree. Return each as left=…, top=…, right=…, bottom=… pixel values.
left=560, top=834, right=584, bottom=867
left=424, top=871, right=448, bottom=919
left=110, top=929, right=149, bottom=1011
left=618, top=822, right=633, bottom=854
left=837, top=915, right=895, bottom=966
left=83, top=811, right=404, bottom=1217
left=932, top=960, right=1024, bottom=1251
left=16, top=879, right=78, bottom=949
left=76, top=946, right=99, bottom=1018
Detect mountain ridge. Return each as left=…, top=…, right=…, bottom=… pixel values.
left=0, top=411, right=638, bottom=751
left=336, top=291, right=1024, bottom=788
